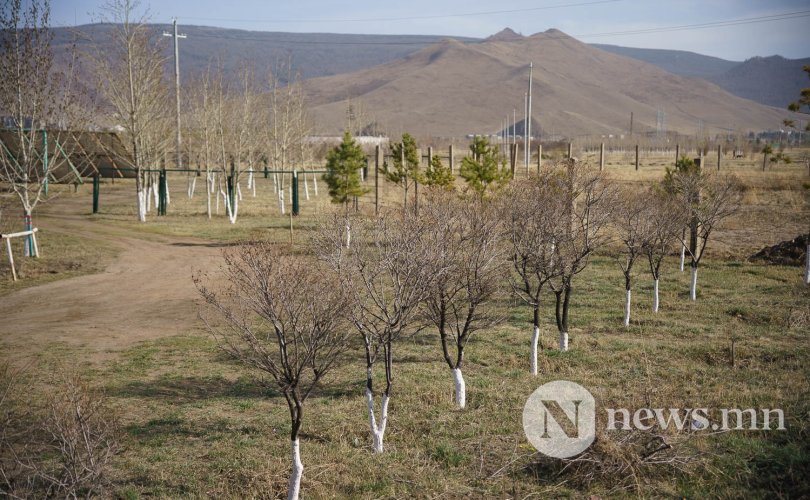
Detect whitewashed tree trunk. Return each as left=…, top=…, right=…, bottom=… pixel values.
left=152, top=177, right=159, bottom=207
left=452, top=368, right=466, bottom=409
left=805, top=243, right=810, bottom=285
left=366, top=389, right=389, bottom=453
left=690, top=266, right=698, bottom=301
left=287, top=438, right=303, bottom=500
left=303, top=173, right=310, bottom=200
left=229, top=194, right=239, bottom=224
left=280, top=189, right=286, bottom=215
left=313, top=176, right=318, bottom=196
left=623, top=289, right=631, bottom=327
left=165, top=177, right=171, bottom=204
left=530, top=326, right=539, bottom=376
left=679, top=244, right=685, bottom=272
left=273, top=173, right=278, bottom=193
left=237, top=181, right=243, bottom=201
left=137, top=187, right=147, bottom=222
left=345, top=223, right=351, bottom=248
left=559, top=330, right=569, bottom=352
left=652, top=278, right=660, bottom=313
left=206, top=174, right=213, bottom=219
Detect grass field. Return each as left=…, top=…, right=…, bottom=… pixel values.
left=1, top=149, right=809, bottom=498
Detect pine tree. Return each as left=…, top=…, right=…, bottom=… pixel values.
left=323, top=131, right=369, bottom=208
left=423, top=153, right=454, bottom=191
left=460, top=136, right=512, bottom=198
left=383, top=133, right=421, bottom=208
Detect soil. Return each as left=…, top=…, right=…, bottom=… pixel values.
left=749, top=234, right=809, bottom=266
left=0, top=191, right=223, bottom=362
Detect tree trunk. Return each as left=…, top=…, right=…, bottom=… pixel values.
left=366, top=389, right=389, bottom=453
left=559, top=330, right=569, bottom=352
left=690, top=264, right=698, bottom=301
left=530, top=305, right=540, bottom=375
left=206, top=173, right=212, bottom=219
left=805, top=242, right=810, bottom=285
left=623, top=288, right=631, bottom=327
left=452, top=368, right=466, bottom=409
left=287, top=438, right=303, bottom=500
left=653, top=278, right=660, bottom=313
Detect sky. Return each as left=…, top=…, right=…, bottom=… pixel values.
left=46, top=0, right=810, bottom=61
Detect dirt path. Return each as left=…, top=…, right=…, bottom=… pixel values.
left=0, top=193, right=224, bottom=361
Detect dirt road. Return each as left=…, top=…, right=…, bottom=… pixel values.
left=0, top=193, right=223, bottom=361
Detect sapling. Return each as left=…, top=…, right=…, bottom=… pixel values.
left=314, top=211, right=434, bottom=452
left=420, top=194, right=504, bottom=407
left=642, top=192, right=683, bottom=312
left=613, top=189, right=656, bottom=327
left=196, top=243, right=351, bottom=500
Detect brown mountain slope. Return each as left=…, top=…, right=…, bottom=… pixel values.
left=304, top=29, right=795, bottom=138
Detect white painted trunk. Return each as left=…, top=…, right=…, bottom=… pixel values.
left=229, top=193, right=239, bottom=224
left=313, top=176, right=318, bottom=196
left=165, top=178, right=170, bottom=204
left=690, top=266, right=698, bottom=301
left=206, top=174, right=213, bottom=219
left=152, top=179, right=159, bottom=207
left=237, top=181, right=243, bottom=201
left=287, top=438, right=303, bottom=500
left=623, top=289, right=631, bottom=327
left=145, top=184, right=152, bottom=213
left=304, top=174, right=310, bottom=200
left=452, top=368, right=466, bottom=409
left=247, top=170, right=253, bottom=189
left=559, top=331, right=569, bottom=352
left=530, top=326, right=539, bottom=376
left=137, top=188, right=146, bottom=222
left=280, top=190, right=286, bottom=215
left=273, top=173, right=278, bottom=193
left=653, top=278, right=660, bottom=313
left=365, top=389, right=389, bottom=453
left=805, top=243, right=810, bottom=285
left=345, top=223, right=351, bottom=248
left=187, top=176, right=196, bottom=198
left=679, top=244, right=685, bottom=272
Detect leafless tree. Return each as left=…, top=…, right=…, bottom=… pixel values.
left=503, top=175, right=565, bottom=374
left=313, top=210, right=435, bottom=453
left=90, top=0, right=171, bottom=222
left=642, top=191, right=684, bottom=312
left=670, top=172, right=741, bottom=300
left=548, top=160, right=617, bottom=351
left=419, top=193, right=505, bottom=408
left=196, top=242, right=351, bottom=500
left=0, top=0, right=86, bottom=251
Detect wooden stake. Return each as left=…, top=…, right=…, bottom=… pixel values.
left=375, top=145, right=380, bottom=215
left=717, top=144, right=722, bottom=171
left=449, top=144, right=454, bottom=175
left=5, top=238, right=15, bottom=281
left=599, top=142, right=605, bottom=171
left=635, top=144, right=639, bottom=171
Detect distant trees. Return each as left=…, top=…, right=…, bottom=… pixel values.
left=460, top=136, right=511, bottom=198
left=196, top=243, right=351, bottom=500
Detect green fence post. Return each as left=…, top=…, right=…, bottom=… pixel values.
left=263, top=157, right=269, bottom=179
left=92, top=174, right=100, bottom=214
left=227, top=174, right=234, bottom=212
left=158, top=170, right=167, bottom=216
left=292, top=170, right=299, bottom=216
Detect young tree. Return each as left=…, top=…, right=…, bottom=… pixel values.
left=548, top=160, right=616, bottom=351
left=761, top=144, right=773, bottom=171
left=504, top=175, right=564, bottom=374
left=323, top=131, right=368, bottom=247
left=459, top=136, right=512, bottom=198
left=313, top=211, right=434, bottom=453
left=91, top=0, right=171, bottom=222
left=667, top=171, right=741, bottom=300
left=642, top=191, right=683, bottom=313
left=787, top=64, right=810, bottom=284
left=422, top=153, right=454, bottom=191
left=196, top=243, right=351, bottom=500
left=0, top=0, right=85, bottom=250
left=383, top=133, right=421, bottom=210
left=420, top=194, right=504, bottom=408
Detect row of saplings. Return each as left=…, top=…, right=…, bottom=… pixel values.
left=196, top=156, right=740, bottom=500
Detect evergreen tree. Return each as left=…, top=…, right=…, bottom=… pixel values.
left=459, top=136, right=512, bottom=198
left=423, top=153, right=454, bottom=191
left=323, top=131, right=368, bottom=208
left=383, top=133, right=421, bottom=208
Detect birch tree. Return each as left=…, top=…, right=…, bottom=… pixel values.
left=91, top=0, right=171, bottom=222
left=196, top=243, right=351, bottom=500
left=420, top=194, right=504, bottom=408
left=0, top=0, right=86, bottom=249
left=313, top=211, right=434, bottom=453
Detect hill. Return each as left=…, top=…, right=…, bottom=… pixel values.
left=303, top=29, right=795, bottom=138
left=591, top=44, right=738, bottom=79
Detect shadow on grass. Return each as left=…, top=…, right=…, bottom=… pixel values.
left=170, top=241, right=240, bottom=248
left=109, top=375, right=267, bottom=403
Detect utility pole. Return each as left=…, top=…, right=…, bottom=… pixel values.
left=164, top=19, right=187, bottom=170
left=526, top=62, right=533, bottom=176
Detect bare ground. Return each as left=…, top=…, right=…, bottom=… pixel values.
left=0, top=191, right=222, bottom=361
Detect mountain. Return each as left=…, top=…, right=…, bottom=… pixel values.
left=593, top=45, right=809, bottom=107
left=591, top=44, right=738, bottom=79
left=303, top=29, right=795, bottom=138
left=55, top=24, right=476, bottom=85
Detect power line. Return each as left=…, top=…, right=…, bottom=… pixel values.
left=183, top=0, right=623, bottom=24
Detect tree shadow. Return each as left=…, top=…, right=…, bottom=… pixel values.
left=108, top=374, right=268, bottom=403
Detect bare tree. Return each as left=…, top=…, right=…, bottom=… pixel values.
left=504, top=175, right=564, bottom=374
left=669, top=172, right=741, bottom=300
left=548, top=160, right=617, bottom=351
left=420, top=193, right=505, bottom=408
left=0, top=0, right=86, bottom=251
left=196, top=243, right=351, bottom=500
left=313, top=210, right=434, bottom=452
left=91, top=0, right=171, bottom=222
left=642, top=191, right=683, bottom=313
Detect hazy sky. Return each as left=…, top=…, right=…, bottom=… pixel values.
left=46, top=0, right=810, bottom=61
